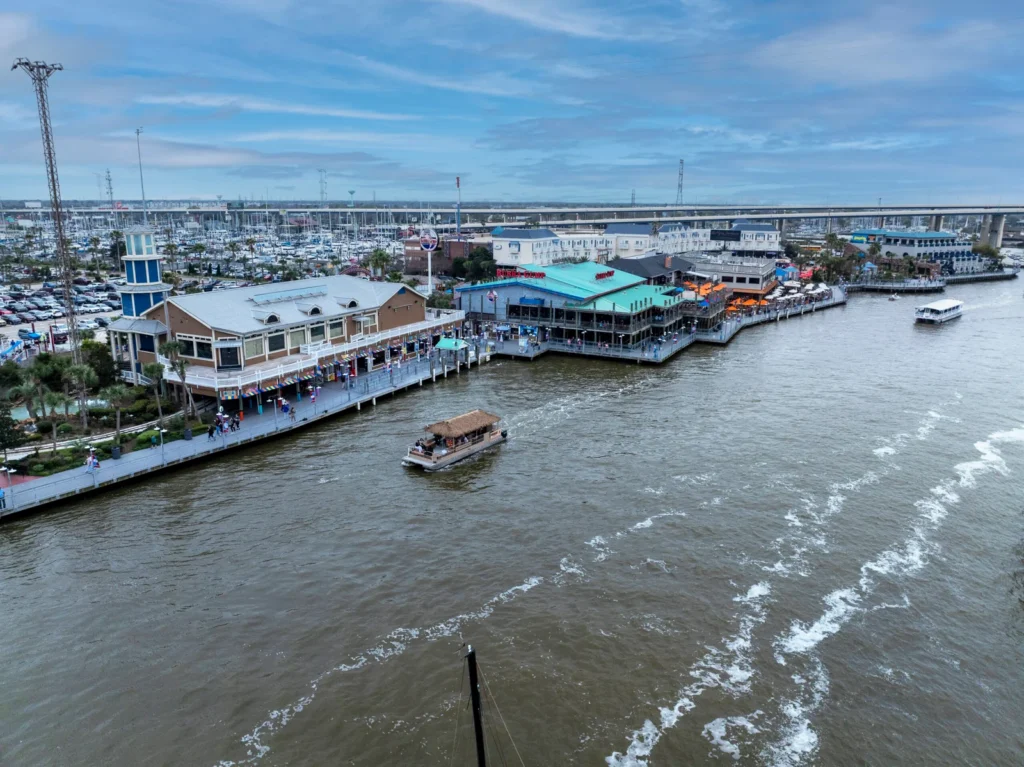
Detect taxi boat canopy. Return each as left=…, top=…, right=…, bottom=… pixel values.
left=404, top=409, right=506, bottom=471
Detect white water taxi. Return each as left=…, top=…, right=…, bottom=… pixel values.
left=888, top=293, right=899, bottom=301
left=915, top=299, right=963, bottom=324
left=403, top=410, right=507, bottom=471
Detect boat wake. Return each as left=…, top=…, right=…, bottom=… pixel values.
left=604, top=402, right=963, bottom=766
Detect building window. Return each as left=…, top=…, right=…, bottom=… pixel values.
left=133, top=234, right=143, bottom=254
left=309, top=324, right=326, bottom=342
left=244, top=336, right=265, bottom=359
left=735, top=276, right=747, bottom=283
left=722, top=276, right=734, bottom=282
left=329, top=320, right=346, bottom=340
left=196, top=341, right=213, bottom=360
left=289, top=328, right=306, bottom=348
left=178, top=338, right=196, bottom=357
left=267, top=333, right=285, bottom=353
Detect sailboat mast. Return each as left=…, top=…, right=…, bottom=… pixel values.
left=465, top=645, right=487, bottom=767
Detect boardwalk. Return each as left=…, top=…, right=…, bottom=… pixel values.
left=0, top=352, right=481, bottom=521
left=492, top=288, right=848, bottom=359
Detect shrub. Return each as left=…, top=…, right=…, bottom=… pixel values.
left=57, top=423, right=73, bottom=435
left=36, top=420, right=52, bottom=434
left=135, top=429, right=161, bottom=449
left=30, top=463, right=45, bottom=475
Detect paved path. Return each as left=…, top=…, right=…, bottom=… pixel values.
left=0, top=352, right=475, bottom=520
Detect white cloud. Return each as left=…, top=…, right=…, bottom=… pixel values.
left=753, top=13, right=1012, bottom=86
left=230, top=129, right=459, bottom=150
left=137, top=94, right=418, bottom=121
left=0, top=13, right=33, bottom=53
left=551, top=62, right=603, bottom=79
left=338, top=53, right=535, bottom=97
left=435, top=0, right=645, bottom=41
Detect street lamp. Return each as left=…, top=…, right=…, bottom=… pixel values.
left=159, top=428, right=167, bottom=462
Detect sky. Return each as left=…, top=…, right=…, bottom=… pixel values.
left=1, top=0, right=1024, bottom=204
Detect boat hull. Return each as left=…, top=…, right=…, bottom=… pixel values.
left=403, top=433, right=507, bottom=471
left=915, top=311, right=962, bottom=324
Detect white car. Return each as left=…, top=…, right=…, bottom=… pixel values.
left=78, top=319, right=100, bottom=330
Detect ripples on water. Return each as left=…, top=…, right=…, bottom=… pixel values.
left=1, top=285, right=1023, bottom=767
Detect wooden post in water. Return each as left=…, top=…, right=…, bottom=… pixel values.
left=465, top=645, right=487, bottom=767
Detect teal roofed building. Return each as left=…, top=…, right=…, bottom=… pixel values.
left=456, top=261, right=713, bottom=346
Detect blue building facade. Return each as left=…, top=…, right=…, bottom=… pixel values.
left=108, top=227, right=171, bottom=383
left=849, top=229, right=984, bottom=275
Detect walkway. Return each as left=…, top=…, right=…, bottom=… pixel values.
left=0, top=351, right=480, bottom=521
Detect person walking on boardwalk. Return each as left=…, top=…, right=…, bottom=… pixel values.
left=0, top=485, right=6, bottom=510
left=289, top=405, right=297, bottom=423
left=207, top=423, right=216, bottom=441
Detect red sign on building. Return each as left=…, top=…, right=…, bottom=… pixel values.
left=595, top=270, right=614, bottom=280
left=497, top=268, right=546, bottom=279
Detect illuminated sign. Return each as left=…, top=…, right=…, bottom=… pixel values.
left=594, top=270, right=614, bottom=280
left=851, top=235, right=867, bottom=244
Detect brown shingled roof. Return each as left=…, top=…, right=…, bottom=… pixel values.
left=425, top=409, right=501, bottom=438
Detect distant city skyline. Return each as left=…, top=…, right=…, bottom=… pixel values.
left=2, top=0, right=1023, bottom=203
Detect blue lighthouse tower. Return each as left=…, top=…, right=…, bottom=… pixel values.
left=108, top=226, right=171, bottom=383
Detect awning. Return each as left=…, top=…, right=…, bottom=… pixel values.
left=435, top=337, right=469, bottom=351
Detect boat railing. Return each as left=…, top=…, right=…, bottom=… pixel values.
left=407, top=430, right=499, bottom=462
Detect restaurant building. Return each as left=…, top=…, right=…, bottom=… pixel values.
left=456, top=261, right=729, bottom=346
left=115, top=271, right=465, bottom=406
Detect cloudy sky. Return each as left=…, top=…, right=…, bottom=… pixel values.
left=1, top=0, right=1023, bottom=204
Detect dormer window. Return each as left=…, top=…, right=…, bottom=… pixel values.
left=252, top=309, right=280, bottom=324
left=296, top=301, right=323, bottom=315
left=336, top=297, right=359, bottom=309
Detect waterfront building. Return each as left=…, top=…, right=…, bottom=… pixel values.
left=849, top=229, right=983, bottom=275
left=491, top=227, right=613, bottom=267
left=688, top=256, right=779, bottom=297
left=122, top=275, right=464, bottom=404
left=607, top=254, right=695, bottom=285
left=657, top=220, right=782, bottom=258
left=456, top=261, right=728, bottom=345
left=605, top=223, right=654, bottom=258
left=108, top=225, right=172, bottom=384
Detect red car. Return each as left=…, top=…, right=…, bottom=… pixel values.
left=0, top=309, right=12, bottom=315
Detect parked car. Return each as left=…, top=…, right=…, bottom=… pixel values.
left=18, top=328, right=41, bottom=341
left=16, top=313, right=35, bottom=323
left=0, top=308, right=12, bottom=316
left=0, top=317, right=14, bottom=326
left=73, top=276, right=90, bottom=286
left=49, top=308, right=64, bottom=318
left=78, top=319, right=100, bottom=330
left=94, top=316, right=111, bottom=328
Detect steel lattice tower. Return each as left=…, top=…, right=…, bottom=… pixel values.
left=675, top=159, right=685, bottom=206
left=12, top=58, right=80, bottom=362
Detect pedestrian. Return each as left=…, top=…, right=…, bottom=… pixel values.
left=150, top=433, right=158, bottom=449
left=289, top=406, right=297, bottom=423
left=207, top=423, right=216, bottom=441
left=0, top=486, right=6, bottom=510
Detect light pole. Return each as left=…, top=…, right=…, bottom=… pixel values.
left=159, top=428, right=167, bottom=463
left=136, top=127, right=147, bottom=224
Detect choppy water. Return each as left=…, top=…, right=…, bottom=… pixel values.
left=2, top=283, right=1023, bottom=766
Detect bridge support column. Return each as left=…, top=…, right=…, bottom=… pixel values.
left=990, top=214, right=1006, bottom=248
left=930, top=214, right=943, bottom=231
left=979, top=214, right=993, bottom=246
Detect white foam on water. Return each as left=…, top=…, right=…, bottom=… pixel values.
left=872, top=445, right=896, bottom=458
left=606, top=406, right=978, bottom=766
left=632, top=518, right=654, bottom=530
left=672, top=472, right=716, bottom=486
left=702, top=714, right=762, bottom=760
left=215, top=576, right=543, bottom=766
left=642, top=487, right=665, bottom=496
left=764, top=425, right=1024, bottom=764
left=555, top=556, right=588, bottom=585
left=316, top=476, right=339, bottom=484
left=586, top=535, right=614, bottom=562
left=631, top=558, right=673, bottom=573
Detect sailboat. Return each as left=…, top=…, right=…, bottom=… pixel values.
left=452, top=646, right=524, bottom=767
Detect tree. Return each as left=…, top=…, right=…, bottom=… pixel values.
left=109, top=230, right=126, bottom=271
left=823, top=233, right=843, bottom=259
left=158, top=340, right=192, bottom=417
left=67, top=364, right=98, bottom=429
left=43, top=390, right=72, bottom=455
left=972, top=242, right=1002, bottom=270
left=0, top=361, right=24, bottom=396
left=99, top=384, right=133, bottom=446
left=244, top=237, right=257, bottom=279
left=867, top=242, right=882, bottom=261
left=426, top=292, right=452, bottom=309
left=385, top=270, right=403, bottom=282
left=143, top=362, right=165, bottom=430
left=451, top=257, right=468, bottom=280
left=368, top=248, right=391, bottom=276
left=902, top=254, right=916, bottom=277
left=226, top=241, right=241, bottom=269
left=0, top=400, right=22, bottom=462
left=80, top=339, right=118, bottom=388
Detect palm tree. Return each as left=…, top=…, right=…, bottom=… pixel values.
left=902, top=254, right=916, bottom=277
left=368, top=248, right=391, bottom=276
left=42, top=389, right=71, bottom=455
left=163, top=242, right=179, bottom=271
left=99, top=384, right=133, bottom=447
left=10, top=382, right=42, bottom=422
left=867, top=242, right=881, bottom=261
left=110, top=230, right=125, bottom=271
left=158, top=340, right=192, bottom=417
left=226, top=241, right=240, bottom=269
left=67, top=364, right=98, bottom=429
left=244, top=237, right=257, bottom=279
left=143, top=362, right=165, bottom=430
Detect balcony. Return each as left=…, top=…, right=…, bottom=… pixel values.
left=157, top=309, right=465, bottom=391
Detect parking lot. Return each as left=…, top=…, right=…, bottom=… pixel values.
left=1, top=280, right=124, bottom=349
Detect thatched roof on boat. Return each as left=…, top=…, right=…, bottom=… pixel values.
left=425, top=409, right=501, bottom=438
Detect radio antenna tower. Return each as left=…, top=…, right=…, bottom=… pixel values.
left=675, top=159, right=685, bottom=205
left=12, top=58, right=80, bottom=362
left=318, top=169, right=327, bottom=207
left=631, top=188, right=636, bottom=207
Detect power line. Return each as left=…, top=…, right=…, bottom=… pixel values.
left=11, top=58, right=81, bottom=363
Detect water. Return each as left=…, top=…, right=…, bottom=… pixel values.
left=2, top=283, right=1023, bottom=766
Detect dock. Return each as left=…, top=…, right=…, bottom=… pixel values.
left=492, top=288, right=848, bottom=361
left=0, top=351, right=485, bottom=522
